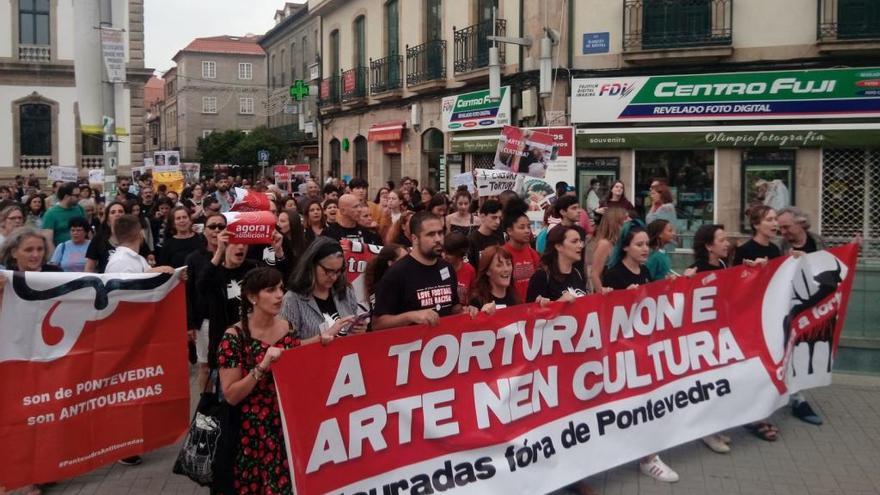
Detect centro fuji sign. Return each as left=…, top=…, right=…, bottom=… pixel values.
left=442, top=86, right=512, bottom=132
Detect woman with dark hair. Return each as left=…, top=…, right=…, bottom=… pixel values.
left=217, top=268, right=301, bottom=495
left=49, top=216, right=91, bottom=272
left=158, top=206, right=204, bottom=268
left=374, top=186, right=390, bottom=206
left=364, top=243, right=407, bottom=306
left=428, top=193, right=449, bottom=218
left=596, top=180, right=635, bottom=220
left=526, top=225, right=586, bottom=305
left=733, top=205, right=782, bottom=443
left=646, top=181, right=677, bottom=227
left=645, top=219, right=686, bottom=281
left=601, top=223, right=680, bottom=483
left=385, top=210, right=414, bottom=248
left=323, top=198, right=339, bottom=224
left=150, top=197, right=174, bottom=249
left=443, top=232, right=475, bottom=305
left=182, top=183, right=206, bottom=220
left=502, top=199, right=541, bottom=302
left=280, top=237, right=362, bottom=341
left=84, top=202, right=152, bottom=273
left=470, top=245, right=518, bottom=313
left=446, top=190, right=476, bottom=236
left=25, top=194, right=46, bottom=229
left=278, top=208, right=309, bottom=265
left=304, top=199, right=326, bottom=242
left=412, top=186, right=435, bottom=212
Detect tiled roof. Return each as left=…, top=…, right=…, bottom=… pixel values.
left=179, top=36, right=265, bottom=57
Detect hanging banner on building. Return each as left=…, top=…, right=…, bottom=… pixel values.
left=442, top=87, right=512, bottom=132
left=571, top=68, right=880, bottom=123
left=100, top=28, right=126, bottom=84
left=47, top=167, right=79, bottom=184
left=493, top=126, right=556, bottom=179
left=475, top=168, right=520, bottom=197
left=180, top=163, right=201, bottom=185
left=0, top=270, right=190, bottom=491
left=274, top=245, right=858, bottom=495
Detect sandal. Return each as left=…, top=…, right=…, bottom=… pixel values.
left=744, top=421, right=779, bottom=441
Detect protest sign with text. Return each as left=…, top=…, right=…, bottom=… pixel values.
left=274, top=245, right=857, bottom=495
left=475, top=169, right=520, bottom=197
left=0, top=270, right=190, bottom=491
left=493, top=126, right=556, bottom=179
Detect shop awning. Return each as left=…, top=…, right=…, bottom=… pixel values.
left=449, top=130, right=502, bottom=153
left=368, top=121, right=406, bottom=142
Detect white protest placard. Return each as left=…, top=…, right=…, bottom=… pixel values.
left=475, top=168, right=519, bottom=197
left=451, top=172, right=475, bottom=193
left=100, top=28, right=126, bottom=83
left=88, top=169, right=105, bottom=187
left=47, top=166, right=78, bottom=183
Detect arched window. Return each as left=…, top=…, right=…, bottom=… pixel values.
left=329, top=138, right=341, bottom=179
left=20, top=103, right=51, bottom=155
left=422, top=128, right=444, bottom=192
left=354, top=135, right=368, bottom=179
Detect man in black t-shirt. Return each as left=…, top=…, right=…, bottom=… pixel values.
left=467, top=199, right=504, bottom=269
left=373, top=211, right=466, bottom=330
left=324, top=194, right=383, bottom=245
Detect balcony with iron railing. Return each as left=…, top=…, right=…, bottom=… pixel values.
left=453, top=19, right=506, bottom=74
left=407, top=40, right=447, bottom=89
left=341, top=66, right=368, bottom=105
left=818, top=0, right=880, bottom=50
left=81, top=156, right=104, bottom=169
left=18, top=44, right=51, bottom=62
left=319, top=75, right=341, bottom=108
left=623, top=0, right=733, bottom=61
left=19, top=155, right=54, bottom=169
left=370, top=55, right=403, bottom=97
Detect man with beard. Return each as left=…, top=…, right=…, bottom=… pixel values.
left=373, top=211, right=469, bottom=330
left=776, top=206, right=826, bottom=426
left=213, top=174, right=236, bottom=213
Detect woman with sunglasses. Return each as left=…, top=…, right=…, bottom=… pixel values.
left=281, top=237, right=363, bottom=342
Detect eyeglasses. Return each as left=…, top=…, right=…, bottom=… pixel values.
left=6, top=215, right=23, bottom=221
left=204, top=223, right=226, bottom=231
left=318, top=264, right=344, bottom=277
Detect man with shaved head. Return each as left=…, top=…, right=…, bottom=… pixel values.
left=323, top=193, right=383, bottom=245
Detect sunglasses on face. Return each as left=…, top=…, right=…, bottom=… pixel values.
left=204, top=223, right=226, bottom=231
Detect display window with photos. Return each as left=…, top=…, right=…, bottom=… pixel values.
left=635, top=150, right=715, bottom=248
left=740, top=149, right=795, bottom=232
left=576, top=157, right=620, bottom=221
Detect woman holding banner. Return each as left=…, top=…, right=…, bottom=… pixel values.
left=281, top=237, right=363, bottom=341
left=602, top=222, right=680, bottom=483
left=588, top=207, right=629, bottom=294
left=469, top=245, right=518, bottom=312
left=526, top=225, right=587, bottom=305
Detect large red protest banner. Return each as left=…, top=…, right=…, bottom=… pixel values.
left=275, top=245, right=858, bottom=495
left=0, top=270, right=190, bottom=491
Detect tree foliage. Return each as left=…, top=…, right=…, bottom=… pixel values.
left=197, top=127, right=288, bottom=174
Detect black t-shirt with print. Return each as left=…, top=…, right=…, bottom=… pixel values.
left=733, top=239, right=781, bottom=266
left=602, top=262, right=650, bottom=290
left=324, top=222, right=383, bottom=245
left=314, top=294, right=339, bottom=320
left=470, top=292, right=517, bottom=309
left=220, top=263, right=253, bottom=329
left=690, top=259, right=727, bottom=273
left=374, top=255, right=460, bottom=317
left=526, top=267, right=587, bottom=302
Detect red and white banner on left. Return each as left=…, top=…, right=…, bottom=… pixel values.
left=0, top=270, right=190, bottom=491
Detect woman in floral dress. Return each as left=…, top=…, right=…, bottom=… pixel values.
left=218, top=267, right=354, bottom=495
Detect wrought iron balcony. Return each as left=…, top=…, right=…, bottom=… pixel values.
left=370, top=55, right=403, bottom=94
left=341, top=66, right=368, bottom=102
left=18, top=44, right=51, bottom=62
left=407, top=40, right=446, bottom=86
left=319, top=75, right=341, bottom=106
left=453, top=19, right=506, bottom=74
left=19, top=155, right=53, bottom=169
left=819, top=0, right=880, bottom=42
left=623, top=0, right=732, bottom=51
left=81, top=155, right=104, bottom=169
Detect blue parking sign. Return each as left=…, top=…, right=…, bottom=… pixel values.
left=582, top=32, right=610, bottom=54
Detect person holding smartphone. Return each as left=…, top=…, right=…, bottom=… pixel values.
left=281, top=237, right=361, bottom=341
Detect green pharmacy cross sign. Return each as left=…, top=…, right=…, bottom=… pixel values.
left=290, top=80, right=309, bottom=101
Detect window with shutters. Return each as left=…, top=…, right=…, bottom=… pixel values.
left=821, top=149, right=880, bottom=259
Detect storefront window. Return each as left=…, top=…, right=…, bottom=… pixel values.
left=635, top=150, right=714, bottom=248
left=741, top=150, right=795, bottom=231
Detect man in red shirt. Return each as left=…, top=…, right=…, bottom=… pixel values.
left=502, top=200, right=541, bottom=302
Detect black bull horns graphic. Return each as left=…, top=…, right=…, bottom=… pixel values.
left=10, top=272, right=173, bottom=310
left=782, top=260, right=843, bottom=376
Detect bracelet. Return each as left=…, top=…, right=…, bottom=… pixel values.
left=251, top=368, right=263, bottom=381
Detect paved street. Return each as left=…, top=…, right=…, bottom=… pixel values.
left=36, top=373, right=880, bottom=495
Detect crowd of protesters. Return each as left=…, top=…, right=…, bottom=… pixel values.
left=0, top=170, right=835, bottom=495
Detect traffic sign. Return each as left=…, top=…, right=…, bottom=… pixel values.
left=290, top=80, right=310, bottom=101
left=258, top=150, right=270, bottom=162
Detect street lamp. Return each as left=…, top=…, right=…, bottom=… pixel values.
left=487, top=11, right=559, bottom=101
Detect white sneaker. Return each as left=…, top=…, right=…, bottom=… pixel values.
left=702, top=434, right=731, bottom=453
left=640, top=455, right=679, bottom=483
left=718, top=432, right=731, bottom=443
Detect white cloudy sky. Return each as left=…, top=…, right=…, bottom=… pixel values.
left=144, top=0, right=298, bottom=74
